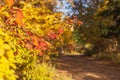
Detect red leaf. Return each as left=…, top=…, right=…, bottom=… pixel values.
left=26, top=31, right=33, bottom=36
left=42, top=47, right=47, bottom=51
left=35, top=41, right=48, bottom=51
left=35, top=45, right=41, bottom=50
left=40, top=41, right=47, bottom=47
left=58, top=29, right=64, bottom=34
left=47, top=30, right=58, bottom=40
left=39, top=52, right=43, bottom=56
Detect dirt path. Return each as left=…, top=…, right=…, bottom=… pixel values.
left=53, top=55, right=120, bottom=80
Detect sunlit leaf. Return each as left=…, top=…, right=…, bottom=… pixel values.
left=5, top=0, right=14, bottom=8
left=15, top=9, right=24, bottom=26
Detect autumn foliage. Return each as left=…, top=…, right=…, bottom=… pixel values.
left=0, top=0, right=83, bottom=79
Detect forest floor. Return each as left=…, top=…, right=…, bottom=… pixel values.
left=53, top=54, right=120, bottom=80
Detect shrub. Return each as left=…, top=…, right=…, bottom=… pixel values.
left=0, top=29, right=17, bottom=80
left=23, top=63, right=56, bottom=80
left=0, top=0, right=77, bottom=79
left=112, top=53, right=120, bottom=65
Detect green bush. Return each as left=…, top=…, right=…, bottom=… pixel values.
left=112, top=53, right=120, bottom=65
left=96, top=52, right=114, bottom=60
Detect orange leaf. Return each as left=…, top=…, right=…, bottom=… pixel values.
left=32, top=35, right=39, bottom=46
left=0, top=5, right=3, bottom=10
left=15, top=17, right=23, bottom=26
left=15, top=9, right=24, bottom=26
left=5, top=0, right=14, bottom=8
left=77, top=20, right=83, bottom=26
left=58, top=28, right=64, bottom=34
left=25, top=43, right=33, bottom=50
left=15, top=9, right=24, bottom=18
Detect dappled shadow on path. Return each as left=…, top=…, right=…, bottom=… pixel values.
left=53, top=55, right=120, bottom=80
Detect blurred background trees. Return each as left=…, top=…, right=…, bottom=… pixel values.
left=71, top=0, right=120, bottom=60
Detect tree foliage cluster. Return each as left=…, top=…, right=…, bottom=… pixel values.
left=72, top=0, right=120, bottom=60
left=0, top=0, right=82, bottom=79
